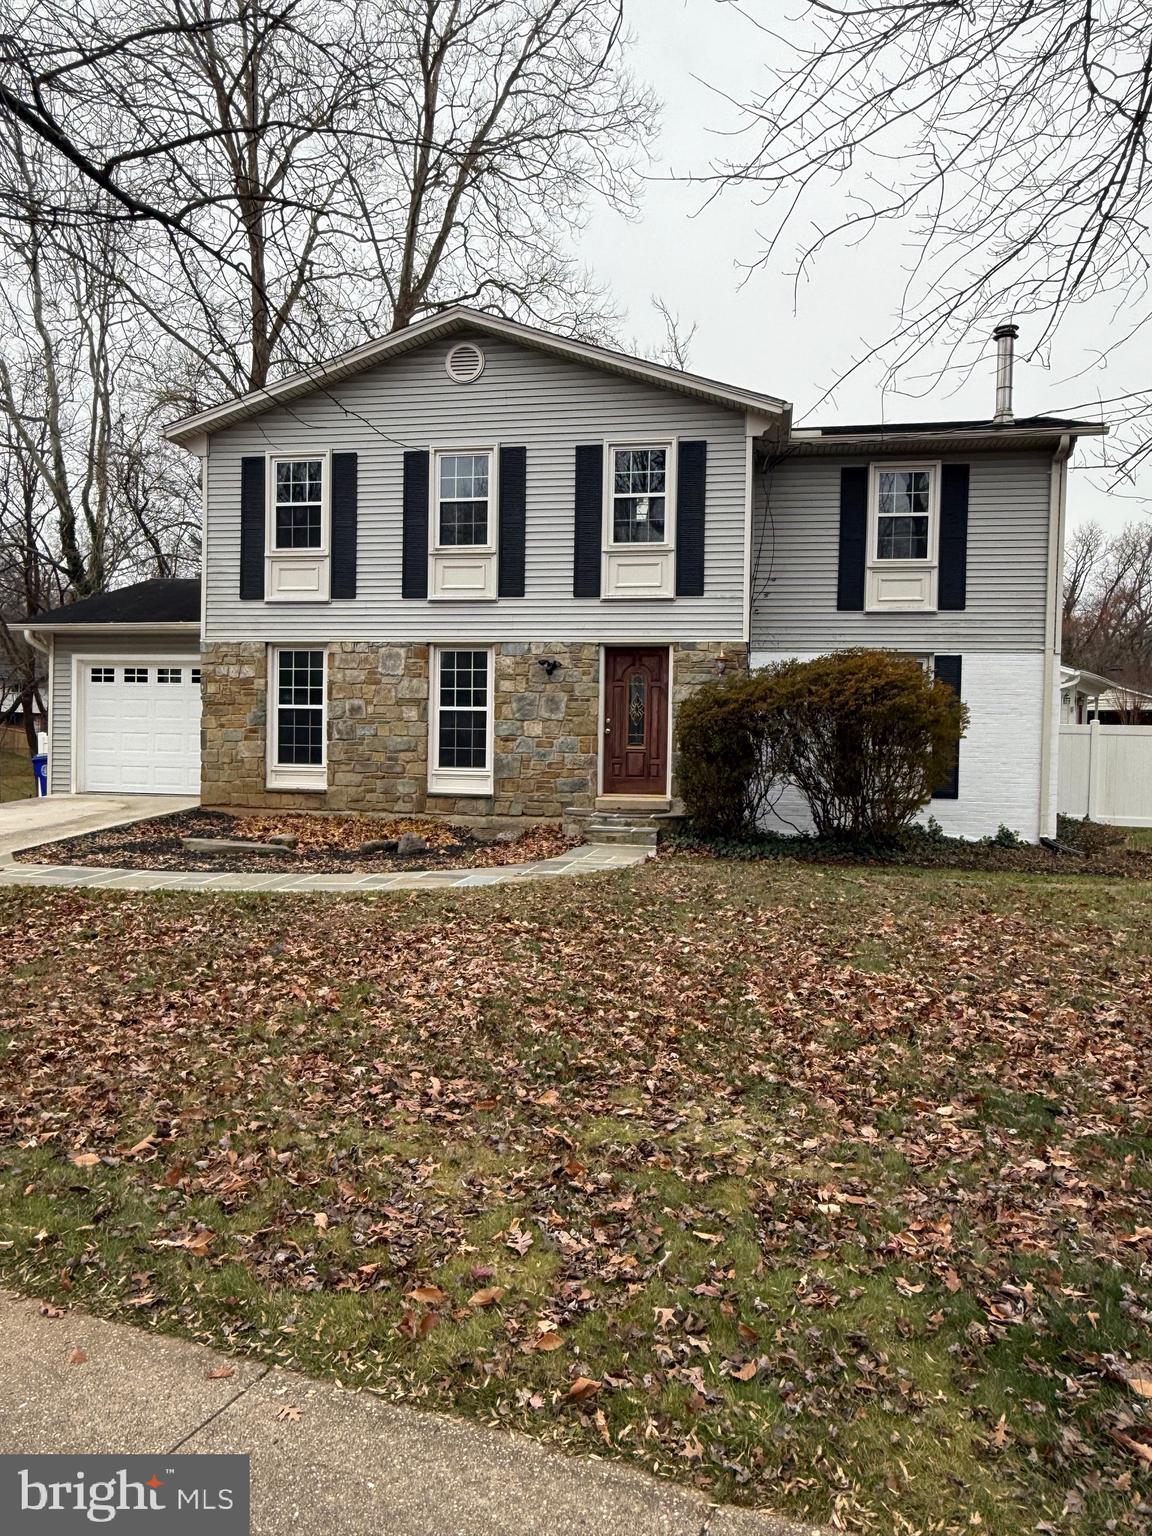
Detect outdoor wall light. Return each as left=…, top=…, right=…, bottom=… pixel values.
left=537, top=658, right=561, bottom=677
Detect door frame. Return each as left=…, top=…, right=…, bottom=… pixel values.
left=597, top=643, right=674, bottom=798
left=71, top=650, right=202, bottom=794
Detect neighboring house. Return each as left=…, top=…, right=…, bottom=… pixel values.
left=1061, top=667, right=1152, bottom=725
left=23, top=309, right=1106, bottom=840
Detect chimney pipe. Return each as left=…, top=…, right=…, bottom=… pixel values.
left=993, top=322, right=1018, bottom=424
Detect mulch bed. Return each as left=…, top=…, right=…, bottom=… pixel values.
left=666, top=822, right=1152, bottom=878
left=15, top=809, right=580, bottom=874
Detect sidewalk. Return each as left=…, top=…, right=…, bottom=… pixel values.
left=0, top=840, right=650, bottom=893
left=0, top=1293, right=821, bottom=1536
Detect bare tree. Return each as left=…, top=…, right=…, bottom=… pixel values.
left=1, top=0, right=657, bottom=397
left=708, top=0, right=1149, bottom=457
left=1063, top=518, right=1152, bottom=696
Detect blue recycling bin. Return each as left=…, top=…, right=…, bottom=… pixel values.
left=32, top=754, right=47, bottom=796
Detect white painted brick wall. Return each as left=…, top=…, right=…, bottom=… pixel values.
left=748, top=650, right=1046, bottom=842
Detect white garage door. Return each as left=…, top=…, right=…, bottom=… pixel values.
left=80, top=660, right=201, bottom=794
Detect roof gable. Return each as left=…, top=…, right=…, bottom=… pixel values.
left=165, top=308, right=790, bottom=449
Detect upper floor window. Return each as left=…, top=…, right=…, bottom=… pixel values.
left=611, top=446, right=668, bottom=544
left=436, top=452, right=491, bottom=548
left=875, top=467, right=934, bottom=561
left=865, top=461, right=939, bottom=613
left=273, top=458, right=325, bottom=550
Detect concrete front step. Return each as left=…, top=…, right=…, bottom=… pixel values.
left=582, top=824, right=659, bottom=847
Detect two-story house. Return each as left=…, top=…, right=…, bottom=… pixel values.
left=25, top=308, right=1105, bottom=841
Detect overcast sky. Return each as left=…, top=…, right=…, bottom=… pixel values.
left=579, top=0, right=1148, bottom=533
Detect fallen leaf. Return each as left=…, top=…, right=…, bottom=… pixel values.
left=534, top=1332, right=563, bottom=1352
left=731, top=1360, right=758, bottom=1381
left=206, top=1366, right=235, bottom=1381
left=405, top=1285, right=447, bottom=1306
left=564, top=1376, right=601, bottom=1403
left=71, top=1154, right=100, bottom=1168
left=275, top=1404, right=301, bottom=1423
left=38, top=1303, right=65, bottom=1319
left=313, top=1212, right=329, bottom=1231
left=68, top=1347, right=88, bottom=1366
left=467, top=1286, right=506, bottom=1309
left=1110, top=1426, right=1152, bottom=1465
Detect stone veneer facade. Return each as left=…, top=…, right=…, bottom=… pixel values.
left=201, top=639, right=747, bottom=822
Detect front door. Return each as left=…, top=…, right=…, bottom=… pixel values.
left=602, top=647, right=669, bottom=795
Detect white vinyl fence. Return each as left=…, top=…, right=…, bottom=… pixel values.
left=1058, top=723, right=1152, bottom=827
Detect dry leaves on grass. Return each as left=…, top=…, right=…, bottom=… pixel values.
left=2, top=864, right=1151, bottom=1535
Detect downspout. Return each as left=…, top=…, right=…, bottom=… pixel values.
left=22, top=628, right=51, bottom=792
left=1038, top=433, right=1073, bottom=838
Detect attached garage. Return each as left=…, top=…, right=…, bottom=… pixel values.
left=23, top=578, right=202, bottom=797
left=77, top=658, right=201, bottom=793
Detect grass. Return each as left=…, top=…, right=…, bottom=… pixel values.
left=0, top=745, right=35, bottom=803
left=0, top=858, right=1150, bottom=1535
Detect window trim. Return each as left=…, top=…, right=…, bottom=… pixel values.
left=427, top=645, right=495, bottom=796
left=868, top=460, right=939, bottom=566
left=429, top=446, right=498, bottom=555
left=266, top=644, right=328, bottom=792
left=603, top=441, right=676, bottom=552
left=866, top=460, right=940, bottom=612
left=266, top=451, right=331, bottom=557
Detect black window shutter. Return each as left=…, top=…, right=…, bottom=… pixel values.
left=933, top=654, right=963, bottom=799
left=330, top=452, right=358, bottom=599
left=938, top=463, right=969, bottom=611
left=498, top=445, right=527, bottom=598
left=240, top=456, right=265, bottom=600
left=837, top=466, right=868, bottom=610
left=675, top=440, right=707, bottom=596
left=402, top=450, right=429, bottom=600
left=573, top=444, right=603, bottom=598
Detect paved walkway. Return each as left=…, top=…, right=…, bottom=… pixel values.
left=0, top=840, right=649, bottom=892
left=0, top=1293, right=819, bottom=1536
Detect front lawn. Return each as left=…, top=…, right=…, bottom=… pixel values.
left=0, top=744, right=35, bottom=803
left=1, top=860, right=1149, bottom=1534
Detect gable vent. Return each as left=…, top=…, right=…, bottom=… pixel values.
left=445, top=342, right=486, bottom=384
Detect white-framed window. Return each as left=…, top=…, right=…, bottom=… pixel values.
left=90, top=666, right=114, bottom=684
left=157, top=667, right=182, bottom=684
left=866, top=462, right=939, bottom=612
left=434, top=451, right=492, bottom=549
left=124, top=667, right=149, bottom=684
left=264, top=453, right=331, bottom=603
left=609, top=445, right=670, bottom=545
left=428, top=449, right=498, bottom=600
left=267, top=646, right=327, bottom=791
left=428, top=647, right=493, bottom=795
left=271, top=457, right=327, bottom=551
left=601, top=441, right=677, bottom=600
left=190, top=668, right=202, bottom=685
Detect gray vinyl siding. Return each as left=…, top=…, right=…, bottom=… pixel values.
left=203, top=334, right=749, bottom=643
left=48, top=631, right=200, bottom=793
left=751, top=452, right=1055, bottom=653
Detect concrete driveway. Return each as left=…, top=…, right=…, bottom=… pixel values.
left=0, top=793, right=197, bottom=861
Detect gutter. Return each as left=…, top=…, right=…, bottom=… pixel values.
left=20, top=622, right=201, bottom=635
left=1038, top=434, right=1074, bottom=837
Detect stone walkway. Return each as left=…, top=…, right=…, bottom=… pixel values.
left=0, top=841, right=651, bottom=894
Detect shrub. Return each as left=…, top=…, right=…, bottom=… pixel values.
left=675, top=670, right=783, bottom=837
left=676, top=650, right=967, bottom=843
left=765, top=651, right=967, bottom=841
